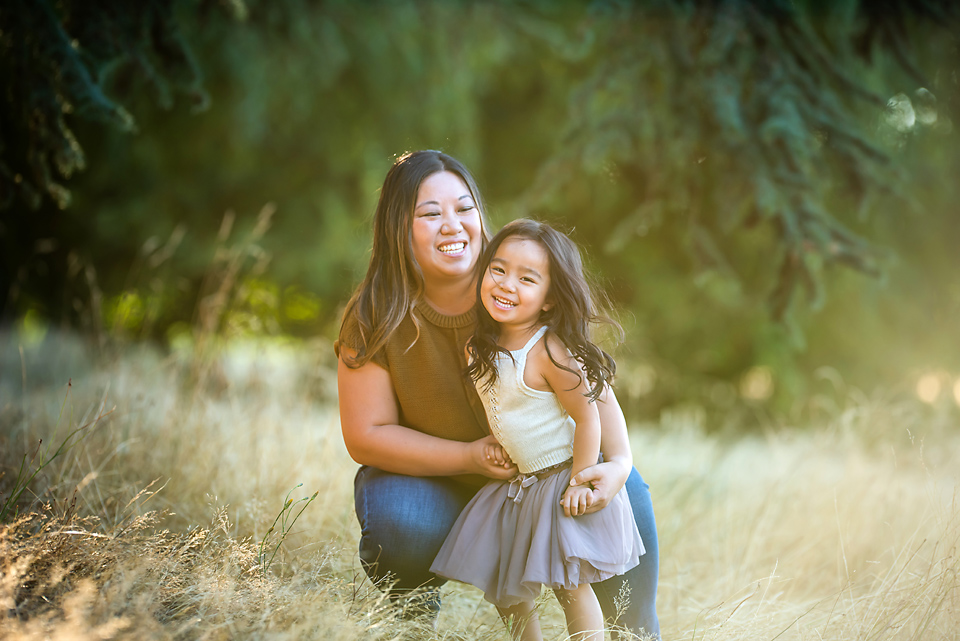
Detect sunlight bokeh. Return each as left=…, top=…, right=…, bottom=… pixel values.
left=916, top=372, right=942, bottom=404
left=739, top=366, right=774, bottom=401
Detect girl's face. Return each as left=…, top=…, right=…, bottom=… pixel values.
left=410, top=171, right=483, bottom=286
left=480, top=236, right=553, bottom=332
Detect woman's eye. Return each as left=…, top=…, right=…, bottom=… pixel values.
left=459, top=206, right=475, bottom=214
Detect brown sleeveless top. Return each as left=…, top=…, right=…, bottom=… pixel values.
left=336, top=300, right=490, bottom=446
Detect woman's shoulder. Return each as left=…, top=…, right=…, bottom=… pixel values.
left=335, top=302, right=389, bottom=368
left=335, top=302, right=361, bottom=350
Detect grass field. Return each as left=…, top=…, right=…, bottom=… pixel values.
left=1, top=331, right=958, bottom=640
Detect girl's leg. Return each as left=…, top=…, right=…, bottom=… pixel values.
left=591, top=467, right=661, bottom=639
left=554, top=584, right=604, bottom=641
left=353, top=465, right=477, bottom=616
left=496, top=600, right=542, bottom=641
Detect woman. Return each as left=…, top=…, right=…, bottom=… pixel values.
left=336, top=150, right=660, bottom=638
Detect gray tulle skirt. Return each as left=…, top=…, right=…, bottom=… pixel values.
left=430, top=464, right=645, bottom=607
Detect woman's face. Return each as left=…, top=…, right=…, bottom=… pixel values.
left=410, top=171, right=483, bottom=286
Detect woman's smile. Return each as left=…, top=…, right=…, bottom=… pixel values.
left=438, top=240, right=467, bottom=256
left=411, top=171, right=482, bottom=284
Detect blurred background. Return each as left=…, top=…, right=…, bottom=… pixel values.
left=2, top=0, right=959, bottom=430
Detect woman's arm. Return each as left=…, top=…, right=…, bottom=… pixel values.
left=338, top=347, right=517, bottom=479
left=570, top=386, right=634, bottom=514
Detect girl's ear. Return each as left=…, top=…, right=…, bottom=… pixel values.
left=541, top=298, right=554, bottom=312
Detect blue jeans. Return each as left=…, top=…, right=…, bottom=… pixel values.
left=354, top=465, right=660, bottom=638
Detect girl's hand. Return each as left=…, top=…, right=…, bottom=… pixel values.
left=568, top=459, right=631, bottom=514
left=484, top=442, right=513, bottom=468
left=561, top=484, right=595, bottom=517
left=469, top=435, right=518, bottom=480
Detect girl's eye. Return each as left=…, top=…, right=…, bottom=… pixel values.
left=490, top=266, right=505, bottom=274
left=520, top=277, right=535, bottom=284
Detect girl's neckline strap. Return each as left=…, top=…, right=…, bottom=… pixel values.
left=511, top=325, right=548, bottom=356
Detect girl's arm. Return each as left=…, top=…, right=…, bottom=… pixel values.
left=338, top=346, right=517, bottom=479
left=571, top=386, right=634, bottom=515
left=535, top=336, right=601, bottom=480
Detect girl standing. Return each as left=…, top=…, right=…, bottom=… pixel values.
left=430, top=219, right=644, bottom=641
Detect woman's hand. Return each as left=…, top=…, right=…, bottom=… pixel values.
left=561, top=484, right=595, bottom=517
left=469, top=435, right=518, bottom=479
left=562, top=385, right=634, bottom=515
left=568, top=458, right=631, bottom=515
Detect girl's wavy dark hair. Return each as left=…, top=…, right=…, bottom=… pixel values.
left=465, top=219, right=623, bottom=402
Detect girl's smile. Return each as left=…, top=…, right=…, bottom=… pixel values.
left=481, top=236, right=552, bottom=343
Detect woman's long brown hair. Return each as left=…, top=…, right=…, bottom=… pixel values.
left=466, top=219, right=623, bottom=402
left=339, top=150, right=490, bottom=368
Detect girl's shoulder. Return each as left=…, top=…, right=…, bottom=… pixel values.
left=526, top=329, right=589, bottom=394
left=527, top=329, right=577, bottom=371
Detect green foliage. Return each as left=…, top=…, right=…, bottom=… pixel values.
left=0, top=0, right=221, bottom=211
left=258, top=483, right=318, bottom=577
left=2, top=0, right=959, bottom=424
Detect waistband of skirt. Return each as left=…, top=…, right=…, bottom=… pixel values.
left=525, top=458, right=573, bottom=478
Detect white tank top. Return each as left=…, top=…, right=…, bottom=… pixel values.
left=476, top=326, right=576, bottom=474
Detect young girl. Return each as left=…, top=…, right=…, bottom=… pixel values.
left=430, top=219, right=645, bottom=641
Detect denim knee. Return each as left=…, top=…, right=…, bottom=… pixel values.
left=354, top=466, right=476, bottom=591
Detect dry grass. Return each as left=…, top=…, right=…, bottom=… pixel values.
left=1, top=331, right=958, bottom=640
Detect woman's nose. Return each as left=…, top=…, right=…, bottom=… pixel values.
left=440, top=211, right=463, bottom=234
